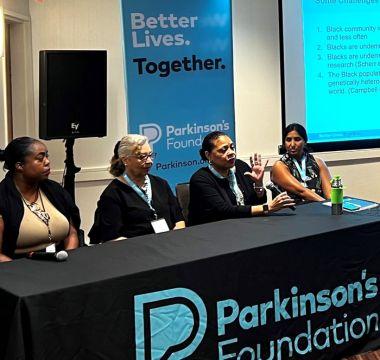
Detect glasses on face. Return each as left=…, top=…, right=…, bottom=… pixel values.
left=128, top=152, right=156, bottom=162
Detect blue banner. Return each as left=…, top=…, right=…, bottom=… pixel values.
left=121, top=0, right=235, bottom=187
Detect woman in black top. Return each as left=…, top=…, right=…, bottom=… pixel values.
left=188, top=131, right=295, bottom=225
left=89, top=134, right=185, bottom=243
left=271, top=123, right=332, bottom=203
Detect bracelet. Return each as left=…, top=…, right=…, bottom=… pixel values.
left=262, top=203, right=269, bottom=214
left=253, top=184, right=264, bottom=192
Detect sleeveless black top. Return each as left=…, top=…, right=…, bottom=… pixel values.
left=277, top=151, right=323, bottom=202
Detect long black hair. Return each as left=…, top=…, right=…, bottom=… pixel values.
left=281, top=123, right=310, bottom=155
left=283, top=123, right=308, bottom=143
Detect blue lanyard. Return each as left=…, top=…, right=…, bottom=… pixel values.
left=123, top=173, right=157, bottom=219
left=208, top=164, right=245, bottom=205
left=292, top=155, right=310, bottom=185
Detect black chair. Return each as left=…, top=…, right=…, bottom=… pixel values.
left=78, top=229, right=86, bottom=247
left=175, top=183, right=190, bottom=225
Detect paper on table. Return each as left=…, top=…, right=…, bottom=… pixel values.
left=323, top=197, right=379, bottom=212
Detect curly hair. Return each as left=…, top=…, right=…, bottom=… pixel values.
left=109, top=134, right=148, bottom=176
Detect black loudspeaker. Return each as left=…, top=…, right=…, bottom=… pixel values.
left=39, top=50, right=107, bottom=140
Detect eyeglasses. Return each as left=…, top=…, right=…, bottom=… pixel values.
left=128, top=152, right=156, bottom=162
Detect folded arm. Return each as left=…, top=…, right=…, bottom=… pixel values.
left=63, top=223, right=79, bottom=250
left=0, top=217, right=12, bottom=262
left=271, top=161, right=325, bottom=201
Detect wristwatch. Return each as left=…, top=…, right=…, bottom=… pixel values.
left=262, top=204, right=269, bottom=215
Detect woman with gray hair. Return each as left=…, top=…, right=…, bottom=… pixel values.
left=89, top=134, right=185, bottom=243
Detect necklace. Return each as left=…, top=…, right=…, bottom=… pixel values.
left=21, top=189, right=52, bottom=242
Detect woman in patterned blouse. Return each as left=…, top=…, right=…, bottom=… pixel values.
left=271, top=123, right=332, bottom=203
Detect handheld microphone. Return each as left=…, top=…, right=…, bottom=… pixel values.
left=265, top=182, right=296, bottom=211
left=28, top=250, right=68, bottom=262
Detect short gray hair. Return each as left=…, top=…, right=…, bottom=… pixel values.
left=118, top=134, right=148, bottom=158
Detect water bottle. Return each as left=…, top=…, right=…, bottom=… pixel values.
left=331, top=175, right=343, bottom=215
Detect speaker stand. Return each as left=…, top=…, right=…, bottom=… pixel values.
left=63, top=138, right=81, bottom=202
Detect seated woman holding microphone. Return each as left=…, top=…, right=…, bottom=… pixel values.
left=188, top=131, right=295, bottom=225
left=0, top=137, right=80, bottom=262
left=271, top=123, right=332, bottom=203
left=89, top=134, right=185, bottom=243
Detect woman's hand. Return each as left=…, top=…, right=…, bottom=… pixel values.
left=271, top=161, right=325, bottom=202
left=268, top=192, right=296, bottom=212
left=244, top=153, right=269, bottom=186
left=0, top=253, right=12, bottom=262
left=174, top=221, right=186, bottom=230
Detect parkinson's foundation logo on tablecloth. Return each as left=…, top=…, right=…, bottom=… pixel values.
left=134, top=270, right=380, bottom=359
left=134, top=287, right=207, bottom=359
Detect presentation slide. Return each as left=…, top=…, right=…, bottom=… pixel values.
left=281, top=0, right=380, bottom=146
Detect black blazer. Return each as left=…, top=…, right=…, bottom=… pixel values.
left=89, top=175, right=184, bottom=243
left=0, top=172, right=81, bottom=258
left=188, top=159, right=267, bottom=225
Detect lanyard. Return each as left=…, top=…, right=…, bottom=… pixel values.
left=123, top=173, right=157, bottom=219
left=208, top=164, right=245, bottom=206
left=292, top=155, right=310, bottom=185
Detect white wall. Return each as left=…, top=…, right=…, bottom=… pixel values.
left=232, top=0, right=380, bottom=202
left=0, top=0, right=33, bottom=182
left=28, top=0, right=126, bottom=234
left=0, top=0, right=9, bottom=155
left=233, top=0, right=282, bottom=156
left=29, top=0, right=127, bottom=170
left=1, top=0, right=378, bottom=236
left=3, top=0, right=29, bottom=16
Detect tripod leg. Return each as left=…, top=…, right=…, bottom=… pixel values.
left=63, top=138, right=81, bottom=201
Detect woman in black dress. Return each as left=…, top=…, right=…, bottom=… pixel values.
left=89, top=134, right=185, bottom=243
left=188, top=131, right=294, bottom=226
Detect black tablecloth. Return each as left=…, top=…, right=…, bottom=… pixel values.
left=1, top=202, right=380, bottom=359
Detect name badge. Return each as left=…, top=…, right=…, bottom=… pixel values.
left=46, top=244, right=56, bottom=253
left=151, top=218, right=170, bottom=234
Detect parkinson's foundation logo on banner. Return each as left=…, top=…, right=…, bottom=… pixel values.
left=121, top=0, right=235, bottom=187
left=134, top=270, right=380, bottom=359
left=139, top=123, right=162, bottom=145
